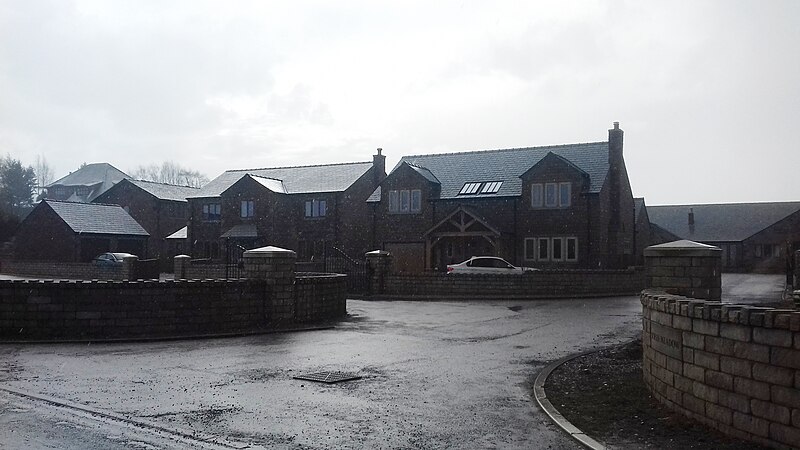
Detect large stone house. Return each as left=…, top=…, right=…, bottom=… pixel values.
left=43, top=163, right=129, bottom=203
left=92, top=179, right=200, bottom=267
left=368, top=122, right=640, bottom=271
left=648, top=202, right=800, bottom=273
left=14, top=199, right=149, bottom=262
left=186, top=151, right=386, bottom=260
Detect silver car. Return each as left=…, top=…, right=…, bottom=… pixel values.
left=446, top=256, right=537, bottom=274
left=92, top=252, right=137, bottom=266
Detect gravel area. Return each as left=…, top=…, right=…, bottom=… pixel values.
left=544, top=339, right=771, bottom=449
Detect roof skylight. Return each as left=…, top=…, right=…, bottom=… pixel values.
left=480, top=181, right=502, bottom=194
left=459, top=182, right=482, bottom=195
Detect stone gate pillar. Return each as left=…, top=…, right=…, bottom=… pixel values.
left=366, top=250, right=391, bottom=297
left=243, top=246, right=297, bottom=320
left=174, top=254, right=190, bottom=280
left=643, top=240, right=721, bottom=300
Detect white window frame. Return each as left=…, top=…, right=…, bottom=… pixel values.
left=241, top=200, right=254, bottom=218
left=480, top=181, right=502, bottom=194
left=524, top=238, right=536, bottom=261
left=410, top=189, right=421, bottom=213
left=388, top=190, right=399, bottom=213
left=305, top=199, right=327, bottom=218
left=566, top=237, right=578, bottom=262
left=552, top=237, right=564, bottom=261
left=531, top=184, right=543, bottom=208
left=559, top=182, right=571, bottom=207
left=545, top=183, right=558, bottom=207
left=400, top=190, right=410, bottom=213
left=537, top=237, right=550, bottom=261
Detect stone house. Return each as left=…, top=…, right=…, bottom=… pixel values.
left=367, top=123, right=641, bottom=271
left=92, top=179, right=200, bottom=267
left=13, top=199, right=149, bottom=262
left=648, top=202, right=800, bottom=273
left=186, top=152, right=386, bottom=260
left=43, top=163, right=129, bottom=203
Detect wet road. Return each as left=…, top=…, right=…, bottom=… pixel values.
left=0, top=297, right=643, bottom=449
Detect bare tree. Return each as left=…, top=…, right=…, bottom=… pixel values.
left=130, top=161, right=209, bottom=188
left=33, top=154, right=54, bottom=196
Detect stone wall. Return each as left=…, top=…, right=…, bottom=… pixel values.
left=0, top=247, right=347, bottom=341
left=376, top=269, right=645, bottom=300
left=1, top=259, right=134, bottom=281
left=641, top=290, right=800, bottom=448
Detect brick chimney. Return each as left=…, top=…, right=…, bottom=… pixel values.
left=373, top=148, right=386, bottom=186
left=607, top=122, right=624, bottom=232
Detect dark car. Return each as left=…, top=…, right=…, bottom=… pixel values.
left=446, top=256, right=537, bottom=274
left=93, top=252, right=137, bottom=266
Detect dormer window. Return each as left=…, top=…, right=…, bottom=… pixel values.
left=459, top=181, right=502, bottom=195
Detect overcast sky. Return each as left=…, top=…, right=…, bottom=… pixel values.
left=1, top=0, right=798, bottom=205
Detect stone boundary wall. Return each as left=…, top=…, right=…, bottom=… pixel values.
left=0, top=260, right=130, bottom=281
left=378, top=268, right=645, bottom=300
left=183, top=263, right=228, bottom=279
left=0, top=273, right=346, bottom=341
left=641, top=289, right=800, bottom=448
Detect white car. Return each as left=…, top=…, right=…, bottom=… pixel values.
left=446, top=256, right=537, bottom=274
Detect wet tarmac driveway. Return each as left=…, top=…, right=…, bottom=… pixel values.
left=0, top=297, right=643, bottom=449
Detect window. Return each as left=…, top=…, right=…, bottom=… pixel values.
left=76, top=186, right=90, bottom=196
left=524, top=238, right=536, bottom=261
left=400, top=190, right=410, bottom=213
left=566, top=237, right=578, bottom=261
left=304, top=199, right=327, bottom=218
left=559, top=182, right=571, bottom=207
left=389, top=190, right=399, bottom=213
left=388, top=189, right=421, bottom=214
left=527, top=237, right=578, bottom=262
left=755, top=245, right=763, bottom=258
left=552, top=237, right=563, bottom=261
left=202, top=203, right=221, bottom=221
left=531, top=184, right=543, bottom=208
left=410, top=190, right=421, bottom=213
left=241, top=200, right=254, bottom=218
left=459, top=182, right=481, bottom=195
left=537, top=238, right=549, bottom=260
left=480, top=181, right=503, bottom=194
left=545, top=183, right=558, bottom=207
left=533, top=182, right=571, bottom=208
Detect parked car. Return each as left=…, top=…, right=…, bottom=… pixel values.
left=92, top=252, right=137, bottom=266
left=446, top=256, right=537, bottom=274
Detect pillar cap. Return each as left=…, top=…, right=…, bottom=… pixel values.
left=366, top=250, right=391, bottom=256
left=644, top=239, right=721, bottom=257
left=243, top=246, right=297, bottom=257
left=174, top=254, right=191, bottom=259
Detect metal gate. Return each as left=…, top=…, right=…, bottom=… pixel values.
left=225, top=240, right=247, bottom=279
left=324, top=244, right=369, bottom=295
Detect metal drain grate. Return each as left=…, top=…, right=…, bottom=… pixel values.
left=293, top=371, right=362, bottom=384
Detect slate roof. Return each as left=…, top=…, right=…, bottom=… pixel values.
left=634, top=198, right=646, bottom=218
left=166, top=226, right=187, bottom=239
left=221, top=224, right=258, bottom=238
left=190, top=162, right=373, bottom=198
left=127, top=180, right=200, bottom=202
left=647, top=202, right=800, bottom=242
left=384, top=142, right=610, bottom=200
left=44, top=200, right=149, bottom=236
left=48, top=163, right=129, bottom=202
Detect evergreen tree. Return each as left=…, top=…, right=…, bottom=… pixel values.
left=0, top=155, right=37, bottom=219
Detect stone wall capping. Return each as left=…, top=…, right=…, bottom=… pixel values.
left=642, top=289, right=800, bottom=449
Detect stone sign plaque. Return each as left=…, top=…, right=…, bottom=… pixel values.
left=650, top=322, right=683, bottom=359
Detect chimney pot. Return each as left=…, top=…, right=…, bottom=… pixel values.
left=613, top=121, right=619, bottom=130
left=377, top=148, right=382, bottom=155
left=688, top=208, right=695, bottom=226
